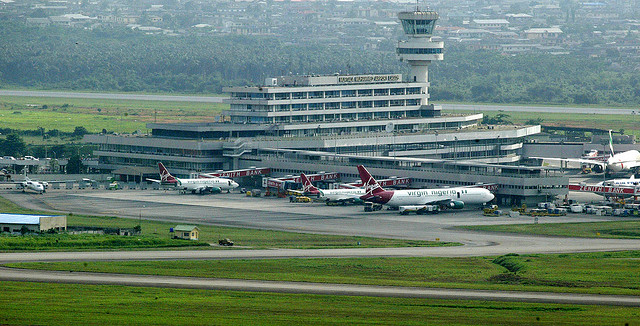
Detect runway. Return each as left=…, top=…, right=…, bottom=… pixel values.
left=0, top=90, right=225, bottom=103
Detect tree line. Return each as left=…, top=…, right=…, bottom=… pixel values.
left=1, top=21, right=639, bottom=106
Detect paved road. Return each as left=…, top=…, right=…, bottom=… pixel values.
left=2, top=90, right=635, bottom=114
left=1, top=267, right=637, bottom=306
left=441, top=103, right=636, bottom=115
left=0, top=90, right=225, bottom=103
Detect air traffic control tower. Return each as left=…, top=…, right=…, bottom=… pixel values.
left=396, top=9, right=444, bottom=111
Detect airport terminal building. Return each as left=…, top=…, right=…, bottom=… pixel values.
left=84, top=9, right=568, bottom=205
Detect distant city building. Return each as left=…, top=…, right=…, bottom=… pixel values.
left=470, top=19, right=510, bottom=29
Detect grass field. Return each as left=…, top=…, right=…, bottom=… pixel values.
left=0, top=95, right=227, bottom=133
left=460, top=221, right=640, bottom=239
left=448, top=109, right=640, bottom=137
left=0, top=195, right=456, bottom=250
left=1, top=281, right=637, bottom=326
left=3, top=92, right=638, bottom=136
left=8, top=250, right=640, bottom=296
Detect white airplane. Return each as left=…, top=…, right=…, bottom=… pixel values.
left=357, top=165, right=494, bottom=210
left=533, top=130, right=640, bottom=174
left=596, top=175, right=640, bottom=187
left=15, top=176, right=47, bottom=194
left=147, top=163, right=239, bottom=194
left=299, top=173, right=364, bottom=204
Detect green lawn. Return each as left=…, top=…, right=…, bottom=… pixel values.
left=0, top=281, right=637, bottom=326
left=0, top=95, right=227, bottom=133
left=448, top=109, right=640, bottom=137
left=9, top=251, right=640, bottom=296
left=461, top=221, right=640, bottom=239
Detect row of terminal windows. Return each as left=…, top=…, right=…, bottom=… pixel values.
left=231, top=87, right=423, bottom=101
left=234, top=99, right=421, bottom=112
left=231, top=111, right=422, bottom=124
left=98, top=157, right=222, bottom=171
left=396, top=48, right=443, bottom=54
left=98, top=144, right=220, bottom=158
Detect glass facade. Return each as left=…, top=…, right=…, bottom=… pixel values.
left=401, top=19, right=436, bottom=35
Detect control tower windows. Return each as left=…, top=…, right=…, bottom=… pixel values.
left=401, top=19, right=436, bottom=35
left=397, top=48, right=443, bottom=55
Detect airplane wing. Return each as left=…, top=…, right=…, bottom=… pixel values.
left=422, top=198, right=466, bottom=209
left=529, top=157, right=606, bottom=167
left=146, top=178, right=162, bottom=183
left=332, top=195, right=360, bottom=202
left=422, top=198, right=451, bottom=205
left=337, top=184, right=360, bottom=189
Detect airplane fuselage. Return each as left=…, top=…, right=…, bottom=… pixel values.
left=318, top=188, right=365, bottom=202
left=597, top=177, right=640, bottom=187
left=20, top=181, right=45, bottom=194
left=177, top=178, right=239, bottom=193
left=606, top=150, right=640, bottom=172
left=365, top=187, right=494, bottom=207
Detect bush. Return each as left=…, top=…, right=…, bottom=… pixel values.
left=492, top=254, right=526, bottom=274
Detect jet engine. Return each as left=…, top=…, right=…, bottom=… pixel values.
left=446, top=201, right=465, bottom=209
left=592, top=165, right=605, bottom=173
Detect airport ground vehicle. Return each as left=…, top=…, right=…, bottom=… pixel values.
left=289, top=196, right=312, bottom=203
left=218, top=238, right=234, bottom=246
left=364, top=202, right=383, bottom=212
left=399, top=205, right=440, bottom=215
left=483, top=205, right=503, bottom=216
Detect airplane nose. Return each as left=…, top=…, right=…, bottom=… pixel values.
left=487, top=192, right=495, bottom=202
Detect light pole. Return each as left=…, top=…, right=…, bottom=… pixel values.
left=434, top=131, right=439, bottom=158
left=139, top=204, right=145, bottom=229
left=454, top=136, right=458, bottom=160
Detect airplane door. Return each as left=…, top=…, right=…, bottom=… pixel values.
left=457, top=192, right=460, bottom=199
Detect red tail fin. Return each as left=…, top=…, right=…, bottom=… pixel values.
left=158, top=162, right=177, bottom=183
left=300, top=173, right=319, bottom=194
left=357, top=165, right=384, bottom=195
